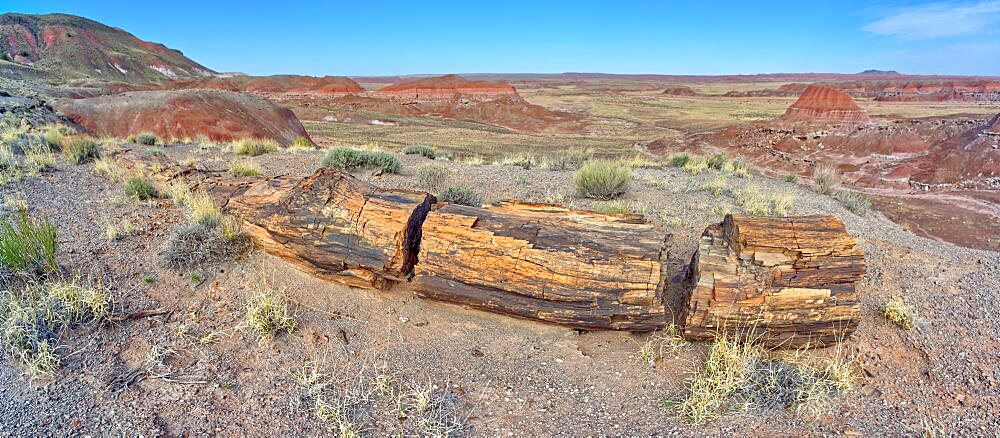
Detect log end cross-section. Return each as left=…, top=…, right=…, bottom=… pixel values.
left=681, top=214, right=866, bottom=348
left=413, top=201, right=671, bottom=331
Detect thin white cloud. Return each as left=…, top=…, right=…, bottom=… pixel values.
left=864, top=1, right=1000, bottom=39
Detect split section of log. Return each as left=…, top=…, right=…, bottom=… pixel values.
left=413, top=201, right=670, bottom=330
left=222, top=169, right=435, bottom=289
left=681, top=214, right=865, bottom=348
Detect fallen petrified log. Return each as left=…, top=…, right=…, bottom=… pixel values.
left=412, top=201, right=670, bottom=330
left=221, top=169, right=435, bottom=289
left=681, top=214, right=865, bottom=347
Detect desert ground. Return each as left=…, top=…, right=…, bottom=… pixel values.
left=1, top=11, right=1000, bottom=437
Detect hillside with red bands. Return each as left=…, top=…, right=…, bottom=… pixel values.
left=376, top=74, right=518, bottom=101
left=166, top=75, right=364, bottom=94
left=53, top=90, right=311, bottom=145
left=780, top=85, right=869, bottom=124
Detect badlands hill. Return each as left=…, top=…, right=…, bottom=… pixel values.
left=165, top=75, right=364, bottom=94
left=53, top=89, right=311, bottom=145
left=376, top=74, right=517, bottom=101
left=0, top=13, right=214, bottom=84
left=780, top=85, right=869, bottom=124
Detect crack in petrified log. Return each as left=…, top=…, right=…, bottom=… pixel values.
left=681, top=214, right=865, bottom=348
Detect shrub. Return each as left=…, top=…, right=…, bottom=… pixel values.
left=706, top=153, right=727, bottom=170
left=124, top=177, right=157, bottom=200
left=404, top=144, right=437, bottom=159
left=783, top=174, right=798, bottom=183
left=135, top=133, right=158, bottom=146
left=364, top=151, right=403, bottom=174
left=230, top=162, right=262, bottom=177
left=0, top=209, right=58, bottom=276
left=669, top=153, right=692, bottom=168
left=61, top=137, right=100, bottom=164
left=23, top=137, right=55, bottom=175
left=242, top=288, right=296, bottom=343
left=882, top=297, right=916, bottom=330
left=233, top=137, right=279, bottom=156
left=417, top=163, right=450, bottom=188
left=836, top=190, right=871, bottom=216
left=593, top=199, right=641, bottom=215
left=574, top=161, right=632, bottom=199
left=158, top=222, right=250, bottom=270
left=321, top=148, right=402, bottom=174
left=540, top=149, right=590, bottom=171
left=812, top=163, right=840, bottom=195
left=146, top=148, right=166, bottom=157
left=438, top=186, right=481, bottom=206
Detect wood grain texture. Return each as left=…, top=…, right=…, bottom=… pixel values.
left=681, top=214, right=865, bottom=348
left=413, top=201, right=670, bottom=330
left=223, top=168, right=435, bottom=289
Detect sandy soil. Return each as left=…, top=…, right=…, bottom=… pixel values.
left=1, top=145, right=998, bottom=436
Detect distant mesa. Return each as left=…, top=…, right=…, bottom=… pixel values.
left=53, top=89, right=311, bottom=145
left=661, top=86, right=697, bottom=96
left=0, top=13, right=214, bottom=83
left=166, top=75, right=364, bottom=94
left=375, top=74, right=518, bottom=101
left=858, top=69, right=901, bottom=76
left=780, top=84, right=869, bottom=124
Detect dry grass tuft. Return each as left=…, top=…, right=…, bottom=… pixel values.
left=242, top=287, right=296, bottom=343
left=93, top=156, right=126, bottom=181
left=733, top=186, right=794, bottom=217
left=60, top=136, right=101, bottom=164
left=574, top=160, right=632, bottom=199
left=638, top=324, right=688, bottom=367
left=882, top=297, right=916, bottom=330
left=682, top=157, right=708, bottom=176
left=230, top=162, right=262, bottom=177
left=836, top=190, right=872, bottom=216
left=233, top=137, right=280, bottom=156
left=416, top=163, right=450, bottom=189
left=812, top=163, right=840, bottom=195
left=105, top=218, right=137, bottom=241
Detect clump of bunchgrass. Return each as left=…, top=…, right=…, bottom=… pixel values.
left=230, top=162, right=262, bottom=177
left=682, top=158, right=708, bottom=176
left=835, top=190, right=871, bottom=216
left=105, top=218, right=138, bottom=241
left=679, top=331, right=762, bottom=423
left=539, top=148, right=590, bottom=171
left=812, top=163, right=840, bottom=195
left=574, top=160, right=632, bottom=199
left=188, top=192, right=222, bottom=227
left=734, top=186, right=794, bottom=217
left=145, top=148, right=166, bottom=157
left=783, top=174, right=798, bottom=184
left=882, top=297, right=916, bottom=330
left=706, top=153, right=727, bottom=170
left=135, top=133, right=159, bottom=146
left=43, top=126, right=64, bottom=149
left=669, top=153, right=692, bottom=168
left=158, top=222, right=250, bottom=270
left=22, top=136, right=55, bottom=175
left=233, top=137, right=280, bottom=156
left=722, top=156, right=751, bottom=178
left=701, top=177, right=728, bottom=197
left=0, top=208, right=58, bottom=277
left=93, top=156, right=127, bottom=181
left=438, top=186, right=481, bottom=207
left=124, top=177, right=157, bottom=200
left=242, top=287, right=296, bottom=343
left=638, top=324, right=688, bottom=368
left=61, top=136, right=100, bottom=164
left=416, top=163, right=450, bottom=189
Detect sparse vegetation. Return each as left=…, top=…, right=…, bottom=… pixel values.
left=124, top=177, right=157, bottom=200
left=701, top=176, right=728, bottom=197
left=234, top=137, right=280, bottom=156
left=135, top=132, right=159, bottom=145
left=22, top=136, right=55, bottom=175
left=146, top=147, right=167, bottom=157
left=159, top=222, right=250, bottom=270
left=722, top=156, right=751, bottom=178
left=882, top=297, right=916, bottom=330
left=669, top=153, right=692, bottom=168
left=231, top=162, right=262, bottom=177
left=0, top=208, right=58, bottom=277
left=638, top=324, right=687, bottom=367
left=93, top=156, right=126, bottom=181
left=574, top=160, right=632, bottom=199
left=242, top=287, right=296, bottom=343
left=836, top=190, right=872, bottom=216
left=438, top=186, right=481, bottom=206
left=812, top=163, right=840, bottom=195
left=105, top=218, right=137, bottom=241
left=416, top=163, right=450, bottom=188
left=292, top=137, right=315, bottom=149
left=540, top=148, right=590, bottom=170
left=61, top=136, right=100, bottom=164
left=706, top=153, right=727, bottom=170
left=682, top=158, right=708, bottom=176
left=734, top=186, right=794, bottom=217
left=322, top=147, right=403, bottom=174
left=43, top=126, right=64, bottom=149
left=404, top=144, right=437, bottom=159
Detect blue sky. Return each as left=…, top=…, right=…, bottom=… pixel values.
left=3, top=0, right=999, bottom=76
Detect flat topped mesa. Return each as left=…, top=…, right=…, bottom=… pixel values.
left=780, top=84, right=870, bottom=124
left=375, top=74, right=519, bottom=102
left=413, top=201, right=671, bottom=331
left=681, top=214, right=866, bottom=348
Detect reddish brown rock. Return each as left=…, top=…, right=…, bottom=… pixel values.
left=376, top=74, right=518, bottom=102
left=781, top=85, right=869, bottom=124
left=661, top=86, right=697, bottom=96
left=166, top=75, right=364, bottom=94
left=53, top=89, right=311, bottom=145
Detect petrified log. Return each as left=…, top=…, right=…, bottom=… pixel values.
left=222, top=169, right=435, bottom=289
left=681, top=214, right=865, bottom=348
left=413, top=201, right=670, bottom=330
